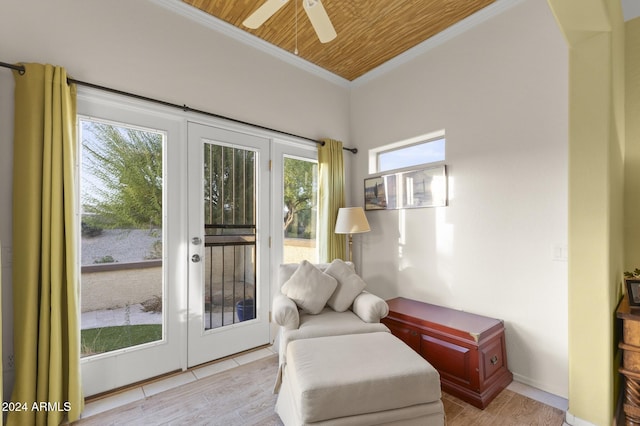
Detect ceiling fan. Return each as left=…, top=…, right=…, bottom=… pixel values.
left=242, top=0, right=337, bottom=44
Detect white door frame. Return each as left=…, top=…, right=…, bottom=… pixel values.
left=270, top=139, right=319, bottom=299
left=77, top=89, right=187, bottom=396
left=186, top=122, right=271, bottom=367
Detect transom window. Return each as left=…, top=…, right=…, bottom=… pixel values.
left=369, top=130, right=445, bottom=174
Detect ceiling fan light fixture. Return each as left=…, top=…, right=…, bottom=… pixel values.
left=303, top=0, right=337, bottom=43
left=242, top=0, right=289, bottom=29
left=243, top=0, right=336, bottom=44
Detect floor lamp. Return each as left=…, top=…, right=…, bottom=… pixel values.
left=335, top=207, right=371, bottom=262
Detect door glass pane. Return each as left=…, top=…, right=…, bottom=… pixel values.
left=283, top=156, right=318, bottom=263
left=203, top=143, right=257, bottom=330
left=80, top=119, right=164, bottom=357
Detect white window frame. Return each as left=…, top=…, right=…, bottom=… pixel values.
left=368, top=129, right=446, bottom=174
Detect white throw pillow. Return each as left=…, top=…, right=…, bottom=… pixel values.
left=281, top=260, right=338, bottom=314
left=324, top=259, right=367, bottom=312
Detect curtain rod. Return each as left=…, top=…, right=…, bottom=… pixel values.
left=0, top=61, right=357, bottom=154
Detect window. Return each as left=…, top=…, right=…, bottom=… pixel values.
left=79, top=117, right=165, bottom=357
left=282, top=156, right=318, bottom=264
left=369, top=130, right=445, bottom=174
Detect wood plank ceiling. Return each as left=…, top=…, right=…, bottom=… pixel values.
left=181, top=0, right=496, bottom=81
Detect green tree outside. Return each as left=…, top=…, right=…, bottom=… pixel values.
left=82, top=122, right=163, bottom=230
left=284, top=157, right=317, bottom=238
left=83, top=122, right=316, bottom=240
left=203, top=143, right=255, bottom=227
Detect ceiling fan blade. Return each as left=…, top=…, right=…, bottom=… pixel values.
left=302, top=0, right=336, bottom=43
left=243, top=0, right=289, bottom=29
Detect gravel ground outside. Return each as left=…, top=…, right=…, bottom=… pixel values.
left=82, top=228, right=161, bottom=265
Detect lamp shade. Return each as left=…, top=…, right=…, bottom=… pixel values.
left=335, top=207, right=371, bottom=234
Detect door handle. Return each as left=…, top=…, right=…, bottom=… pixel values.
left=191, top=254, right=201, bottom=263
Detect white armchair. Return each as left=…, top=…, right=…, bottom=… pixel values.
left=272, top=259, right=390, bottom=391
left=272, top=286, right=389, bottom=331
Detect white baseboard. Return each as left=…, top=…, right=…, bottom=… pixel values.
left=564, top=411, right=598, bottom=426
left=510, top=373, right=568, bottom=406
left=507, top=380, right=568, bottom=411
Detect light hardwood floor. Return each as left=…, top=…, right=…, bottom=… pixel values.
left=443, top=387, right=565, bottom=425
left=75, top=349, right=566, bottom=425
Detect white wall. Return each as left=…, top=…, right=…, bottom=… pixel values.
left=0, top=0, right=350, bottom=398
left=349, top=0, right=569, bottom=397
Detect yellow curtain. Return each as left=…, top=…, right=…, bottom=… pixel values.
left=9, top=63, right=83, bottom=425
left=1, top=244, right=3, bottom=426
left=318, top=138, right=346, bottom=262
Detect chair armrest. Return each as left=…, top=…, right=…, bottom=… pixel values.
left=352, top=291, right=389, bottom=323
left=272, top=293, right=300, bottom=330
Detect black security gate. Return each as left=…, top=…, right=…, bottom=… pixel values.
left=202, top=144, right=257, bottom=330
left=204, top=224, right=256, bottom=329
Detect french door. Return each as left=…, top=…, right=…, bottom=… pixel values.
left=78, top=93, right=185, bottom=397
left=187, top=122, right=270, bottom=367
left=78, top=90, right=310, bottom=394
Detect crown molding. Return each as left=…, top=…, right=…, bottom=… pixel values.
left=150, top=0, right=524, bottom=89
left=149, top=0, right=350, bottom=88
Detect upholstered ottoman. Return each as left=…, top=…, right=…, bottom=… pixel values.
left=275, top=332, right=444, bottom=425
